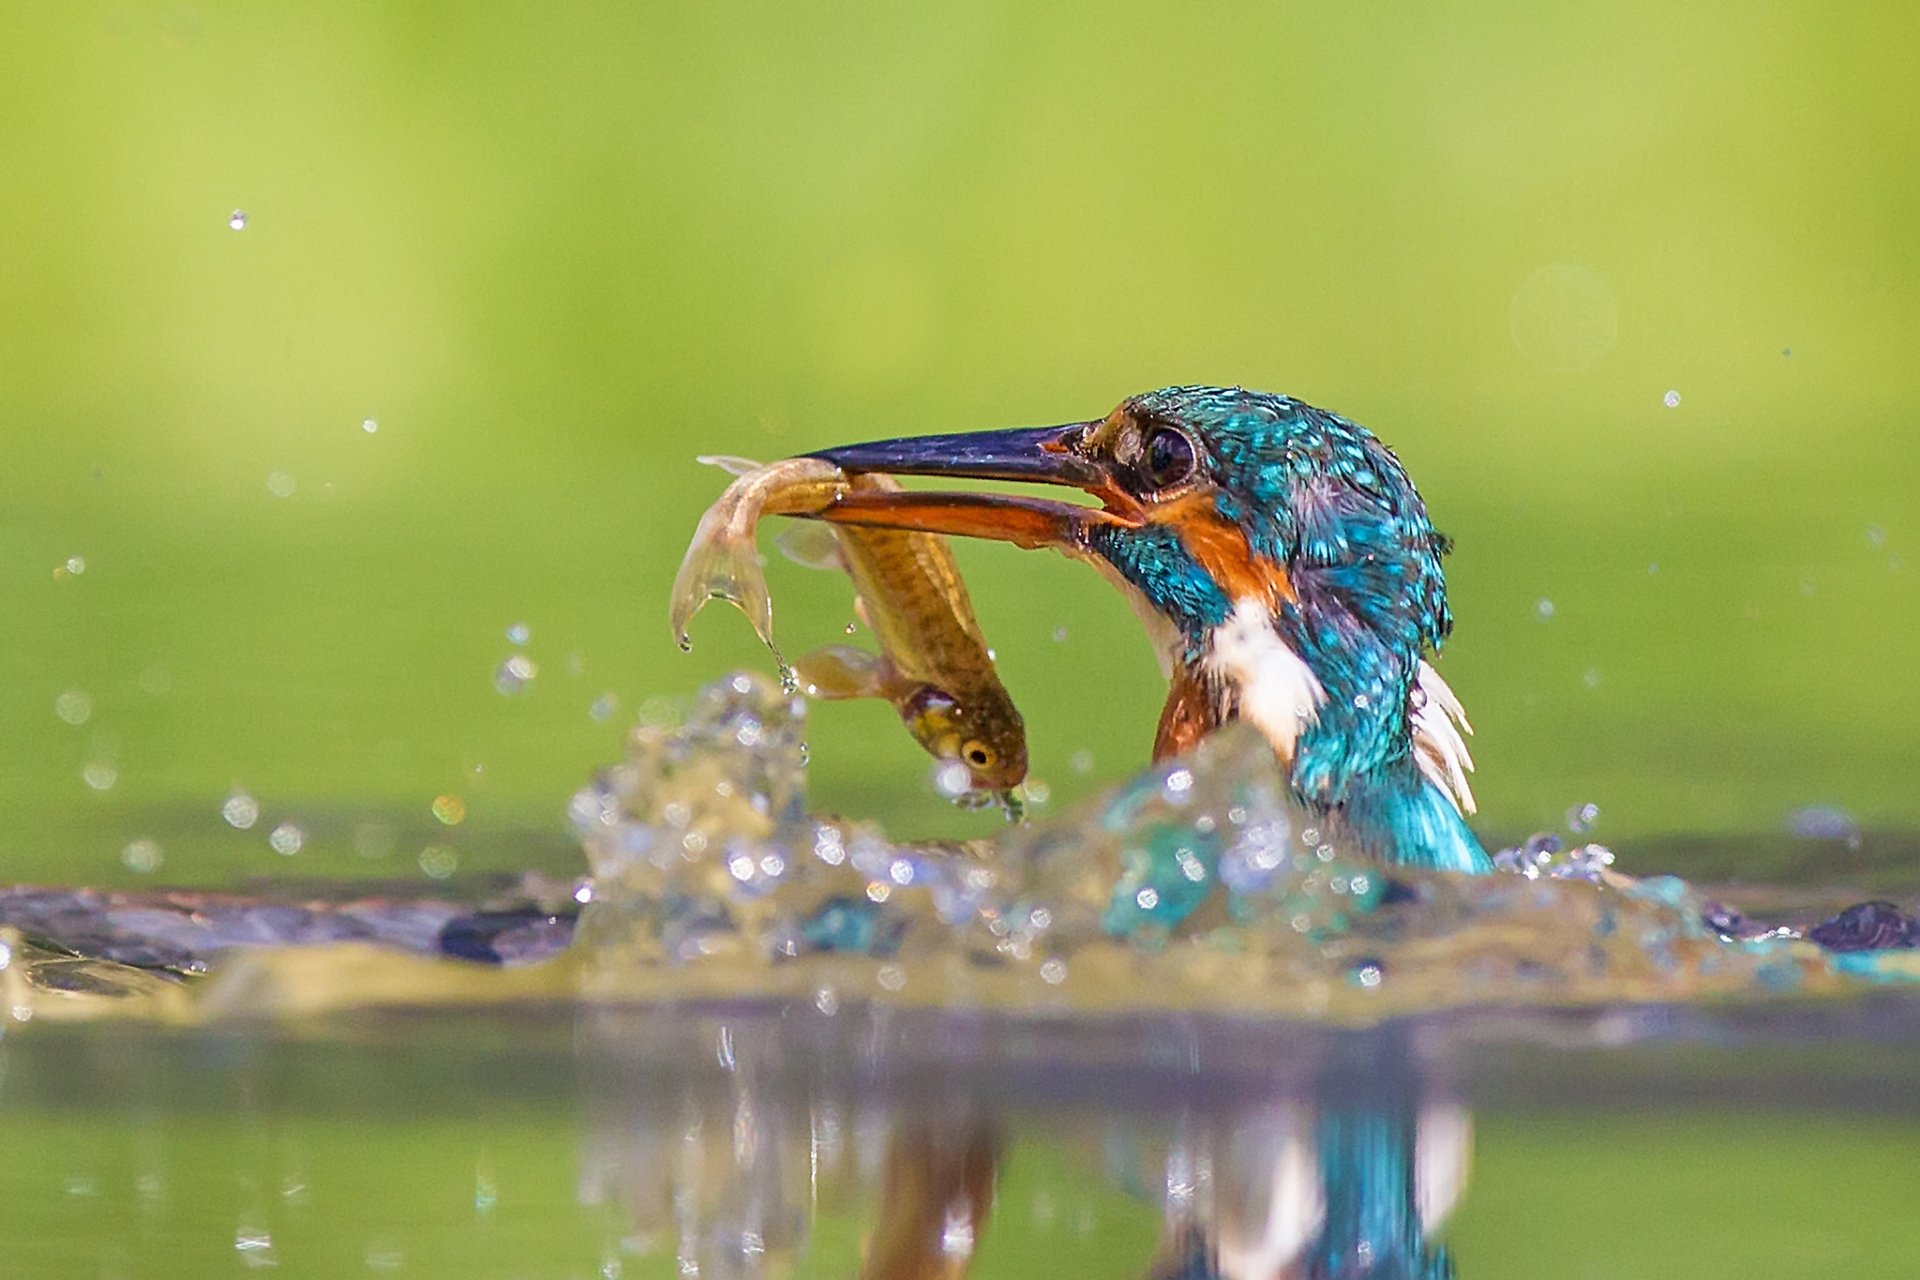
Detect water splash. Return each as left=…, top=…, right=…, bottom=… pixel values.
left=564, top=673, right=1912, bottom=1021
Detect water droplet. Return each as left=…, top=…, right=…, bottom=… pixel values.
left=121, top=838, right=163, bottom=874
left=1350, top=960, right=1385, bottom=989
left=814, top=986, right=840, bottom=1015
left=361, top=417, right=379, bottom=434
left=1068, top=749, right=1094, bottom=775
left=419, top=844, right=459, bottom=879
left=54, top=690, right=92, bottom=725
left=1567, top=802, right=1600, bottom=833
left=431, top=794, right=467, bottom=825
left=505, top=622, right=530, bottom=646
left=1662, top=389, right=1681, bottom=408
left=1583, top=667, right=1603, bottom=688
left=495, top=654, right=538, bottom=694
left=932, top=760, right=972, bottom=799
left=876, top=964, right=906, bottom=991
left=234, top=1225, right=274, bottom=1266
left=265, top=471, right=296, bottom=498
left=1535, top=598, right=1556, bottom=620
left=1135, top=887, right=1160, bottom=910
left=589, top=692, right=617, bottom=722
left=227, top=210, right=248, bottom=231
left=1052, top=625, right=1069, bottom=642
left=1867, top=526, right=1887, bottom=548
left=222, top=791, right=260, bottom=829
left=268, top=822, right=305, bottom=856
left=844, top=620, right=858, bottom=635
left=1039, top=958, right=1067, bottom=985
left=82, top=762, right=118, bottom=791
left=1647, top=562, right=1660, bottom=575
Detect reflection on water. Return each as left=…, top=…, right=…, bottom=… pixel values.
left=7, top=998, right=1920, bottom=1277
left=2, top=1006, right=1480, bottom=1278
left=576, top=1016, right=1466, bottom=1280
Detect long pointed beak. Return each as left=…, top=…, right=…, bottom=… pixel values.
left=802, top=422, right=1137, bottom=550
left=808, top=422, right=1103, bottom=488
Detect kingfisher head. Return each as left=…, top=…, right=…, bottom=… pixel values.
left=808, top=386, right=1482, bottom=869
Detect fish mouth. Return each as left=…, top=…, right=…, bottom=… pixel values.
left=803, top=422, right=1142, bottom=549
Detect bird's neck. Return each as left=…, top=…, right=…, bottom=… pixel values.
left=1162, top=601, right=1486, bottom=873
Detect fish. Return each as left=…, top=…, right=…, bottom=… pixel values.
left=670, top=455, right=1028, bottom=793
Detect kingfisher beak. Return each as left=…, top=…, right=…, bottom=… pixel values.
left=804, top=422, right=1137, bottom=549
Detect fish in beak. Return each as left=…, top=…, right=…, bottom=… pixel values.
left=804, top=422, right=1145, bottom=550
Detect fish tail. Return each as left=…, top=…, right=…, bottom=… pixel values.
left=668, top=509, right=775, bottom=651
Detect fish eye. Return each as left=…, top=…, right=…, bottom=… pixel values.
left=962, top=740, right=995, bottom=768
left=1140, top=427, right=1196, bottom=491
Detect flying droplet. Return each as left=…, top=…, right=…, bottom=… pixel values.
left=431, top=794, right=467, bottom=825
left=227, top=210, right=248, bottom=231
left=82, top=762, right=118, bottom=792
left=222, top=791, right=260, bottom=830
left=1662, top=390, right=1681, bottom=408
left=1535, top=598, right=1556, bottom=620
left=265, top=471, right=296, bottom=498
left=54, top=691, right=92, bottom=725
left=495, top=654, right=537, bottom=694
left=1567, top=802, right=1600, bottom=833
left=505, top=622, right=530, bottom=646
left=932, top=760, right=972, bottom=799
left=122, top=838, right=164, bottom=874
left=268, top=822, right=305, bottom=856
left=419, top=845, right=459, bottom=879
left=1052, top=625, right=1069, bottom=642
left=589, top=692, right=617, bottom=722
left=361, top=418, right=379, bottom=434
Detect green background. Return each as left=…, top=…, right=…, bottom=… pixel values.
left=4, top=0, right=1917, bottom=887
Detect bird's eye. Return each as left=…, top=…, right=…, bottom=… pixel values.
left=962, top=740, right=995, bottom=768
left=1141, top=427, right=1196, bottom=491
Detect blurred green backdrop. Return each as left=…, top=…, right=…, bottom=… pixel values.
left=3, top=0, right=1916, bottom=887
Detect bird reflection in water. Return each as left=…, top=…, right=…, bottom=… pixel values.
left=579, top=1020, right=1468, bottom=1279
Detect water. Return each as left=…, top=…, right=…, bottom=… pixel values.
left=3, top=999, right=1919, bottom=1277
left=3, top=674, right=1920, bottom=1274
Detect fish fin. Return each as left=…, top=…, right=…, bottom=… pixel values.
left=695, top=454, right=763, bottom=477
left=791, top=645, right=895, bottom=701
left=668, top=507, right=775, bottom=650
left=773, top=522, right=845, bottom=572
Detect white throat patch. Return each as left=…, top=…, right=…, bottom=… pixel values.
left=1204, top=600, right=1324, bottom=762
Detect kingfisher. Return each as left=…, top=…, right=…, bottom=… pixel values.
left=804, top=385, right=1488, bottom=874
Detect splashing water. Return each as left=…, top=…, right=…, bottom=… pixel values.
left=564, top=673, right=1914, bottom=1021
left=2, top=672, right=1915, bottom=1027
